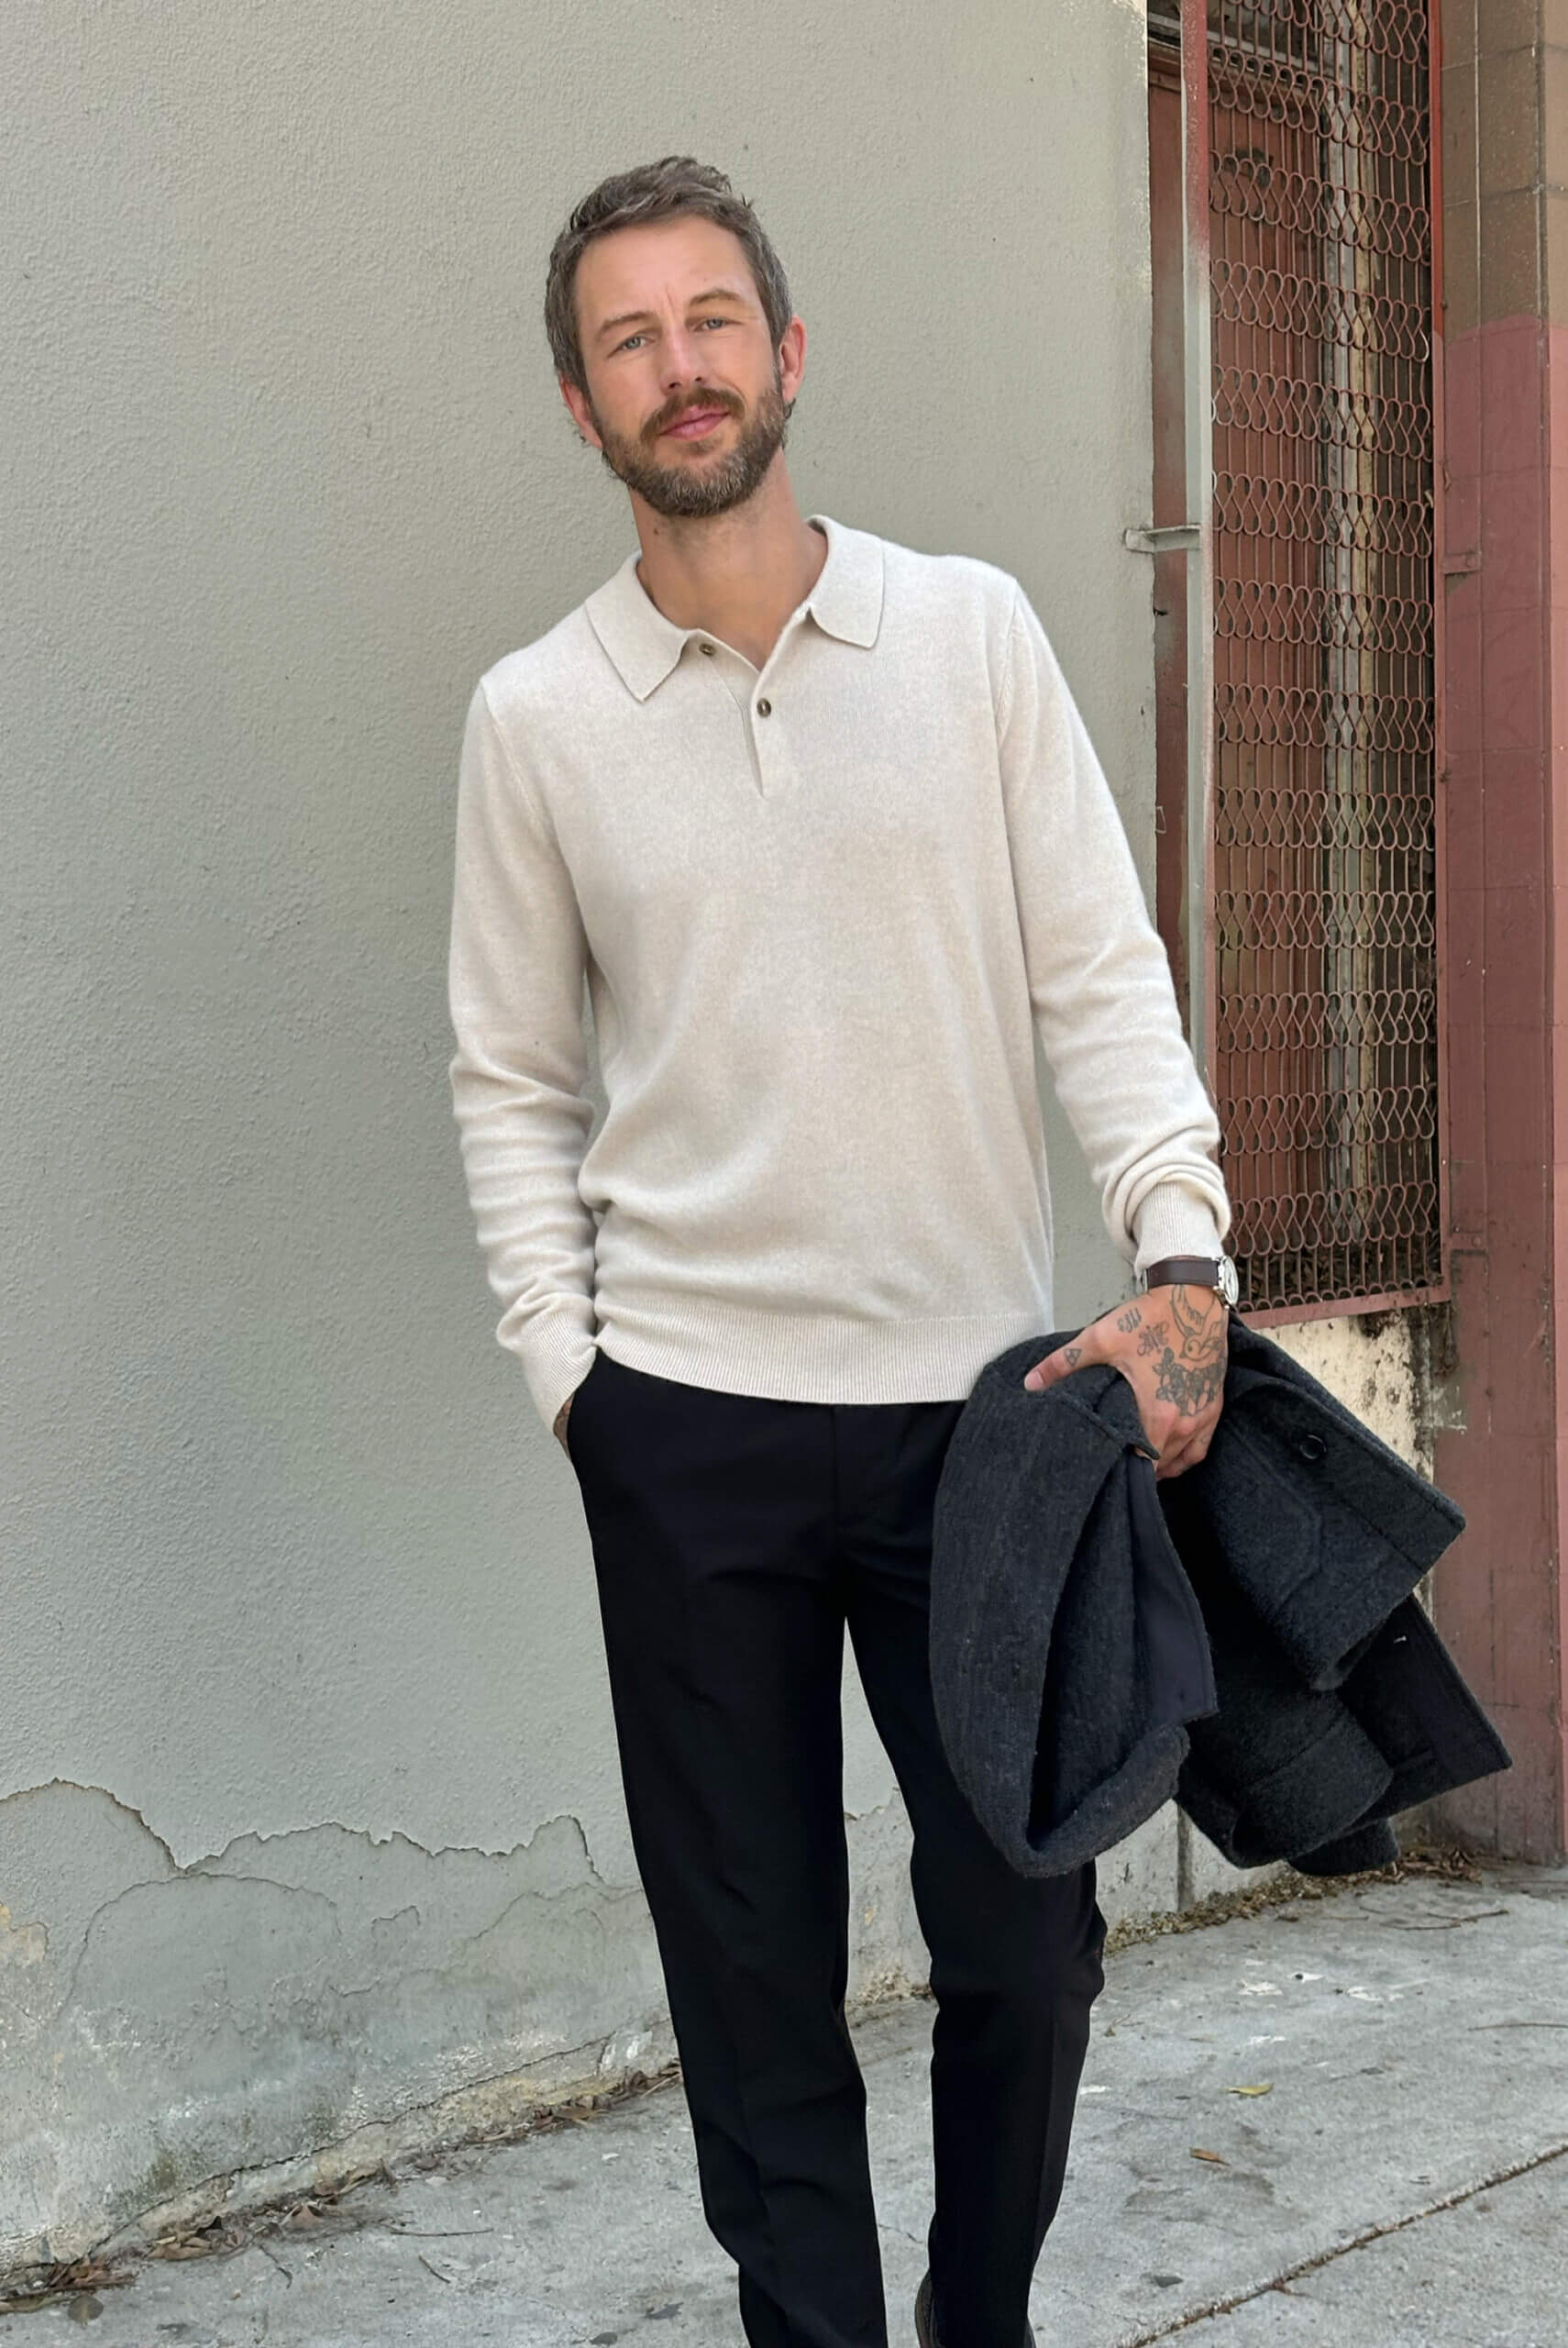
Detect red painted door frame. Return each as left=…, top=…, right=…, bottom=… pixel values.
left=1427, top=0, right=1567, bottom=1862
left=1146, top=0, right=1563, bottom=1858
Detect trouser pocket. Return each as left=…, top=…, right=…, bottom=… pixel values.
left=563, top=1347, right=608, bottom=1470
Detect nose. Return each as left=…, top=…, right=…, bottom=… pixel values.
left=659, top=321, right=711, bottom=393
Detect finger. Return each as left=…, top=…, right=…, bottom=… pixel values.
left=1023, top=1330, right=1103, bottom=1392
left=1157, top=1425, right=1212, bottom=1480
left=1182, top=1421, right=1216, bottom=1466
left=1175, top=1401, right=1222, bottom=1457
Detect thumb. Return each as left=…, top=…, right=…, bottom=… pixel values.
left=1022, top=1326, right=1101, bottom=1393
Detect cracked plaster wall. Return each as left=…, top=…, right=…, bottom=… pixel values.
left=0, top=0, right=1444, bottom=2285
left=0, top=1782, right=926, bottom=2277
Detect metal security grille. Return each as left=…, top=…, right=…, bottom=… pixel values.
left=1205, top=0, right=1442, bottom=1312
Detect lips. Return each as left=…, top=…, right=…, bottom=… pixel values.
left=663, top=406, right=731, bottom=439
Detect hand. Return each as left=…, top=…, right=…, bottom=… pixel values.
left=553, top=1394, right=574, bottom=1455
left=1022, top=1284, right=1229, bottom=1479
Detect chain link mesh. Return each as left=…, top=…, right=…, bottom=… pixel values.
left=1207, top=0, right=1441, bottom=1310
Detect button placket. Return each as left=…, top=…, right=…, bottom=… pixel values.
left=747, top=691, right=772, bottom=795
left=693, top=643, right=767, bottom=796
left=747, top=686, right=798, bottom=803
left=747, top=622, right=809, bottom=795
left=689, top=617, right=800, bottom=798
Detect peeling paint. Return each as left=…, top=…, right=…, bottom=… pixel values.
left=1268, top=1312, right=1438, bottom=1481
left=0, top=1781, right=937, bottom=2283
left=0, top=1906, right=49, bottom=1974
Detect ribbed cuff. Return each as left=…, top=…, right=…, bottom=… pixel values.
left=1131, top=1180, right=1227, bottom=1278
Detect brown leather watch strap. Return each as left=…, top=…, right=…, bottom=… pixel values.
left=1142, top=1256, right=1223, bottom=1290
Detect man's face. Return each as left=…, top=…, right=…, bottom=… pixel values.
left=563, top=216, right=802, bottom=519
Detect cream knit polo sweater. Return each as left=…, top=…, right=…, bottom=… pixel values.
left=447, top=514, right=1231, bottom=1435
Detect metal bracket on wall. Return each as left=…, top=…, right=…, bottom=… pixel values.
left=1123, top=523, right=1201, bottom=553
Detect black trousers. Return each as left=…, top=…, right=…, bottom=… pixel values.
left=566, top=1347, right=1106, bottom=2348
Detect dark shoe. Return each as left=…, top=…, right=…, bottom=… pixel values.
left=913, top=2271, right=941, bottom=2348
left=914, top=2268, right=1037, bottom=2348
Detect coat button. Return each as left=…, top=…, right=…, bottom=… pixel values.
left=699, top=641, right=715, bottom=656
left=1295, top=1434, right=1327, bottom=1463
left=756, top=698, right=772, bottom=716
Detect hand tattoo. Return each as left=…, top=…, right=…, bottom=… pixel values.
left=1151, top=1287, right=1226, bottom=1412
left=1169, top=1283, right=1218, bottom=1362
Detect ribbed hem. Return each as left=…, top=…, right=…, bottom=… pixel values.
left=593, top=1288, right=1059, bottom=1405
left=516, top=1298, right=600, bottom=1437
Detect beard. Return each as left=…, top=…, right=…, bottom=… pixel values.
left=588, top=371, right=791, bottom=519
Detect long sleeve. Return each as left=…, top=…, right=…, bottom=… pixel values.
left=996, top=582, right=1231, bottom=1273
left=447, top=680, right=598, bottom=1433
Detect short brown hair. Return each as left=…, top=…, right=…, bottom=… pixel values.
left=544, top=156, right=793, bottom=395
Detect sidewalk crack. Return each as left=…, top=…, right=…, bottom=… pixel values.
left=1115, top=2139, right=1568, bottom=2344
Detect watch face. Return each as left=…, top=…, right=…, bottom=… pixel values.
left=1219, top=1257, right=1241, bottom=1308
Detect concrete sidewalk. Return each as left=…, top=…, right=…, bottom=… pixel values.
left=16, top=1862, right=1567, bottom=2348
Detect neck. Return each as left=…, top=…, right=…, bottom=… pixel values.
left=629, top=461, right=828, bottom=670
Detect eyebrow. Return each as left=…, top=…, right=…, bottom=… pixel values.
left=594, top=285, right=754, bottom=342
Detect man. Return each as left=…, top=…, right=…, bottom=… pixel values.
left=447, top=156, right=1232, bottom=2348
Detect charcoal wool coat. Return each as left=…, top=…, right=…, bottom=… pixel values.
left=928, top=1317, right=1511, bottom=1881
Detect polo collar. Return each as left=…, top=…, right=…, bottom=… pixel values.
left=801, top=513, right=885, bottom=650
left=583, top=512, right=885, bottom=703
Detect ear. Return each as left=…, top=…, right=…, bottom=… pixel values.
left=777, top=315, right=807, bottom=408
left=559, top=374, right=602, bottom=450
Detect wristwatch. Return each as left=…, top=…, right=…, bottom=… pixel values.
left=1142, top=1253, right=1241, bottom=1308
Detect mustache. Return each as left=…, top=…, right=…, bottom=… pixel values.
left=644, top=388, right=745, bottom=442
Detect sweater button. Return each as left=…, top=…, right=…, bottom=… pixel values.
left=756, top=697, right=772, bottom=716
left=699, top=641, right=715, bottom=656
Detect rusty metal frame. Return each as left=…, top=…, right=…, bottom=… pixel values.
left=1180, top=0, right=1449, bottom=1325
left=1182, top=0, right=1219, bottom=1101
left=1428, top=0, right=1453, bottom=1287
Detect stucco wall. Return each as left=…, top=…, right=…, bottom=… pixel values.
left=0, top=0, right=1427, bottom=2284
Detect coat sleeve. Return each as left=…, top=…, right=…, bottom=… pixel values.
left=447, top=678, right=598, bottom=1434
left=995, top=581, right=1231, bottom=1273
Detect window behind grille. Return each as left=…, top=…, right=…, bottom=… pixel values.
left=1198, top=0, right=1445, bottom=1313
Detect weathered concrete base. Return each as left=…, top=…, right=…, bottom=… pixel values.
left=1, top=1780, right=1275, bottom=2290
left=17, top=1865, right=1563, bottom=2347
left=0, top=1779, right=939, bottom=2286
left=0, top=1783, right=653, bottom=2285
